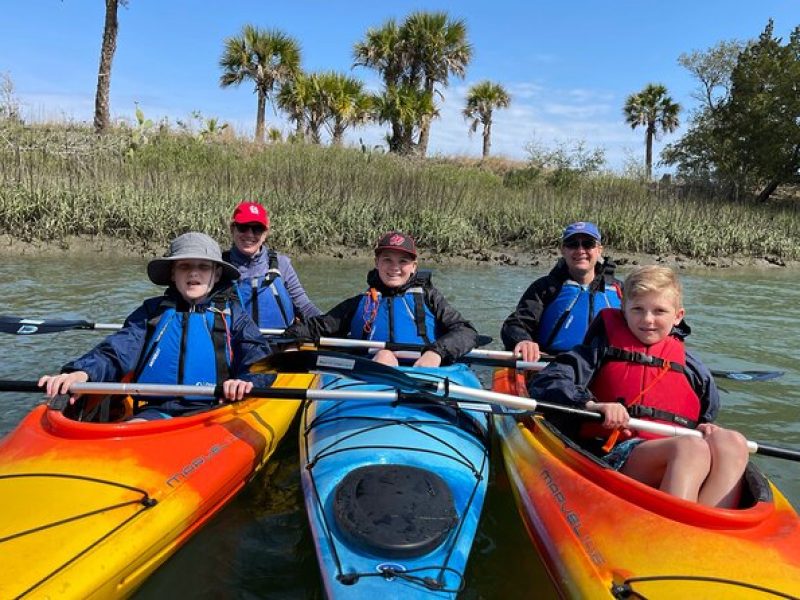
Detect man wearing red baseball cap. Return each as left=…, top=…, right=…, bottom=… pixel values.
left=285, top=230, right=478, bottom=367
left=225, top=201, right=321, bottom=330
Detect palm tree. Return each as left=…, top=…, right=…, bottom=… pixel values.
left=354, top=21, right=408, bottom=151
left=219, top=25, right=301, bottom=143
left=353, top=12, right=471, bottom=156
left=372, top=85, right=433, bottom=154
left=94, top=0, right=127, bottom=133
left=623, top=83, right=681, bottom=178
left=353, top=20, right=406, bottom=88
left=404, top=12, right=472, bottom=155
left=277, top=73, right=312, bottom=141
left=318, top=72, right=372, bottom=146
left=463, top=81, right=511, bottom=158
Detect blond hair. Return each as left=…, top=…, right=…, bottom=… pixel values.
left=623, top=266, right=683, bottom=309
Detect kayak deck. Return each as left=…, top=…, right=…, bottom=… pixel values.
left=301, top=364, right=490, bottom=599
left=0, top=372, right=313, bottom=599
left=493, top=368, right=800, bottom=599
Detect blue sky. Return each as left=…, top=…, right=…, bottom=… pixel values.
left=1, top=1, right=797, bottom=171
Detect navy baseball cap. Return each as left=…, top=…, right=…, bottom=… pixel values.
left=562, top=221, right=601, bottom=242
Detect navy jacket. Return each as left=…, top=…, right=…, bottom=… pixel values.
left=62, top=286, right=275, bottom=388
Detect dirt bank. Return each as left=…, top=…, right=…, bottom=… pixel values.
left=0, top=234, right=794, bottom=271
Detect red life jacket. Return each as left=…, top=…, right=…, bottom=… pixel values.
left=585, top=309, right=700, bottom=442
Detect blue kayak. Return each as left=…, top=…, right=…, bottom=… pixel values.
left=300, top=363, right=490, bottom=598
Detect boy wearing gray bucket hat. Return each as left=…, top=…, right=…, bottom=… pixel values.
left=39, top=232, right=275, bottom=418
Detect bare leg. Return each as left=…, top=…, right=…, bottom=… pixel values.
left=372, top=349, right=399, bottom=367
left=697, top=428, right=749, bottom=508
left=621, top=436, right=711, bottom=501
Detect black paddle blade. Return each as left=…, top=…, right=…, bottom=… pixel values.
left=263, top=350, right=439, bottom=394
left=0, top=315, right=93, bottom=335
left=476, top=334, right=493, bottom=347
left=711, top=370, right=785, bottom=382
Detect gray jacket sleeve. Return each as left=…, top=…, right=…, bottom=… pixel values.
left=278, top=254, right=322, bottom=320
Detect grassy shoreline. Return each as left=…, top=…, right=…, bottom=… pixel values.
left=1, top=122, right=797, bottom=265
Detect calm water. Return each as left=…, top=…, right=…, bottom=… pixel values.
left=1, top=255, right=798, bottom=599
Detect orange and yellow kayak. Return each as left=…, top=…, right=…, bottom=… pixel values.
left=493, top=368, right=800, bottom=599
left=0, top=372, right=314, bottom=599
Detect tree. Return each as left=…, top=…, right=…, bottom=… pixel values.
left=219, top=25, right=300, bottom=143
left=721, top=21, right=800, bottom=202
left=94, top=0, right=127, bottom=133
left=319, top=72, right=372, bottom=146
left=403, top=11, right=472, bottom=155
left=277, top=73, right=312, bottom=141
left=663, top=41, right=748, bottom=194
left=664, top=22, right=800, bottom=202
left=463, top=81, right=510, bottom=158
left=354, top=11, right=471, bottom=155
left=623, top=83, right=681, bottom=179
left=678, top=40, right=745, bottom=112
left=371, top=84, right=433, bottom=154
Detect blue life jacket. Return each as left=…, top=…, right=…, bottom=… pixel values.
left=348, top=275, right=437, bottom=344
left=539, top=280, right=622, bottom=352
left=134, top=297, right=232, bottom=402
left=232, top=250, right=295, bottom=329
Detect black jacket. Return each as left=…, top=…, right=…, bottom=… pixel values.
left=500, top=257, right=621, bottom=350
left=284, top=270, right=479, bottom=364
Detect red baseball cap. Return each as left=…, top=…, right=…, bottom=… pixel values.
left=231, top=201, right=269, bottom=227
left=374, top=231, right=417, bottom=258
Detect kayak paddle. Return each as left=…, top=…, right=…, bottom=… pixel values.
left=264, top=350, right=800, bottom=463
left=0, top=379, right=440, bottom=404
left=0, top=314, right=784, bottom=382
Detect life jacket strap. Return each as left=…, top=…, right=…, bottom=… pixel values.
left=628, top=405, right=698, bottom=429
left=210, top=296, right=233, bottom=381
left=409, top=286, right=432, bottom=345
left=604, top=346, right=687, bottom=375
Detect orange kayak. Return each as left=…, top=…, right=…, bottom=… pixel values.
left=0, top=372, right=313, bottom=599
left=493, top=368, right=800, bottom=599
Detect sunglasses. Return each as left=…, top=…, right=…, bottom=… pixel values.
left=234, top=223, right=267, bottom=235
left=563, top=238, right=598, bottom=250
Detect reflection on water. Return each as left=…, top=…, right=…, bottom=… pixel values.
left=1, top=254, right=797, bottom=598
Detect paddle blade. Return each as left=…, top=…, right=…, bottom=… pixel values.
left=0, top=315, right=93, bottom=335
left=711, top=370, right=785, bottom=382
left=262, top=350, right=438, bottom=393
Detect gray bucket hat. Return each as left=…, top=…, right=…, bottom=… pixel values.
left=147, top=232, right=240, bottom=286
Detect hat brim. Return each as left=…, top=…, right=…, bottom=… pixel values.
left=374, top=246, right=417, bottom=259
left=563, top=233, right=601, bottom=243
left=147, top=256, right=240, bottom=286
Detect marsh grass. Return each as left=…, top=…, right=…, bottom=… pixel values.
left=1, top=121, right=797, bottom=260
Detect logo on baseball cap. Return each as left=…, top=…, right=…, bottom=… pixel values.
left=374, top=231, right=417, bottom=258
left=562, top=221, right=601, bottom=242
left=231, top=201, right=269, bottom=227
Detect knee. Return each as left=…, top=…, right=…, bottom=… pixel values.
left=707, top=429, right=750, bottom=468
left=673, top=436, right=712, bottom=469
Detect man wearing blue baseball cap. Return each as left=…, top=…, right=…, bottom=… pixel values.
left=501, top=221, right=622, bottom=361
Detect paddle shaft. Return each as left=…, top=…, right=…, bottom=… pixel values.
left=0, top=380, right=410, bottom=402
left=263, top=350, right=800, bottom=463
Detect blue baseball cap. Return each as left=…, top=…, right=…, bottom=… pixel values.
left=562, top=221, right=601, bottom=242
